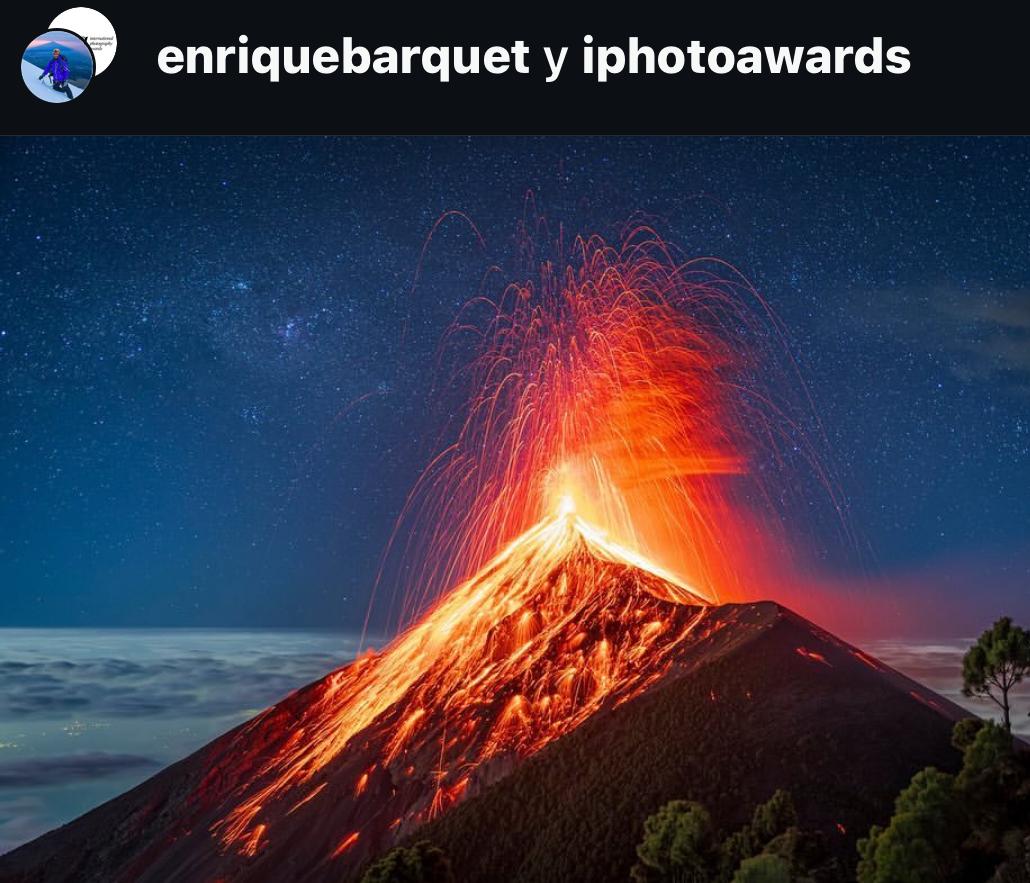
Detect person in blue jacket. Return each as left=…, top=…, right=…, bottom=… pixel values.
left=39, top=48, right=73, bottom=100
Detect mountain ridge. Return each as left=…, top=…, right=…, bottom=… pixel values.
left=0, top=601, right=967, bottom=883
left=0, top=513, right=970, bottom=882
left=408, top=603, right=967, bottom=882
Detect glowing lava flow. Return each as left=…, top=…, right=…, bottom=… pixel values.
left=198, top=501, right=717, bottom=861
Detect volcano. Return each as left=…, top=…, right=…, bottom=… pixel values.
left=0, top=511, right=967, bottom=883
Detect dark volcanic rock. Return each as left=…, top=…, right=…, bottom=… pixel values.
left=0, top=519, right=967, bottom=883
left=416, top=606, right=967, bottom=882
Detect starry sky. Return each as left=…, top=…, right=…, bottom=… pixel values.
left=1, top=137, right=1027, bottom=635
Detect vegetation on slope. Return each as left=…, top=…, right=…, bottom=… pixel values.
left=411, top=612, right=962, bottom=882
left=630, top=789, right=841, bottom=882
left=857, top=719, right=1030, bottom=882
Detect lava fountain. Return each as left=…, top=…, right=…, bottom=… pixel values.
left=384, top=224, right=824, bottom=626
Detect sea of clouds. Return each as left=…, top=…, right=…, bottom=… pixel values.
left=0, top=629, right=362, bottom=853
left=0, top=630, right=1023, bottom=855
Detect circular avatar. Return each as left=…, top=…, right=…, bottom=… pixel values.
left=49, top=8, right=117, bottom=75
left=21, top=30, right=95, bottom=103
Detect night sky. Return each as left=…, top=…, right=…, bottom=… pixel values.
left=1, top=137, right=1027, bottom=635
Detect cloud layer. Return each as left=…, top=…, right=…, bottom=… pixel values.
left=0, top=753, right=158, bottom=788
left=871, top=638, right=1030, bottom=737
left=0, top=629, right=364, bottom=856
left=0, top=630, right=362, bottom=720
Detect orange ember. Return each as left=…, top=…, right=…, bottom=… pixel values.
left=330, top=831, right=360, bottom=860
left=384, top=226, right=816, bottom=629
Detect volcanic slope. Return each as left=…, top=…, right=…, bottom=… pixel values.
left=417, top=603, right=968, bottom=882
left=0, top=513, right=967, bottom=883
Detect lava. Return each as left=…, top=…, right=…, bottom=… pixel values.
left=384, top=225, right=823, bottom=630
left=198, top=502, right=716, bottom=864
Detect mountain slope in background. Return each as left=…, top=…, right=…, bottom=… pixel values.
left=419, top=604, right=967, bottom=881
left=0, top=514, right=968, bottom=882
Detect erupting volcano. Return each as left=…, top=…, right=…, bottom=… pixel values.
left=169, top=506, right=733, bottom=878
left=0, top=228, right=967, bottom=883
left=198, top=503, right=707, bottom=849
left=385, top=225, right=822, bottom=622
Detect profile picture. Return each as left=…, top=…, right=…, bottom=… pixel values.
left=21, top=30, right=94, bottom=102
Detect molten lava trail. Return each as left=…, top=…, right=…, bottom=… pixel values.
left=197, top=506, right=717, bottom=864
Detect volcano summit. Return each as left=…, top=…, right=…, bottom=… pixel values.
left=0, top=509, right=966, bottom=882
